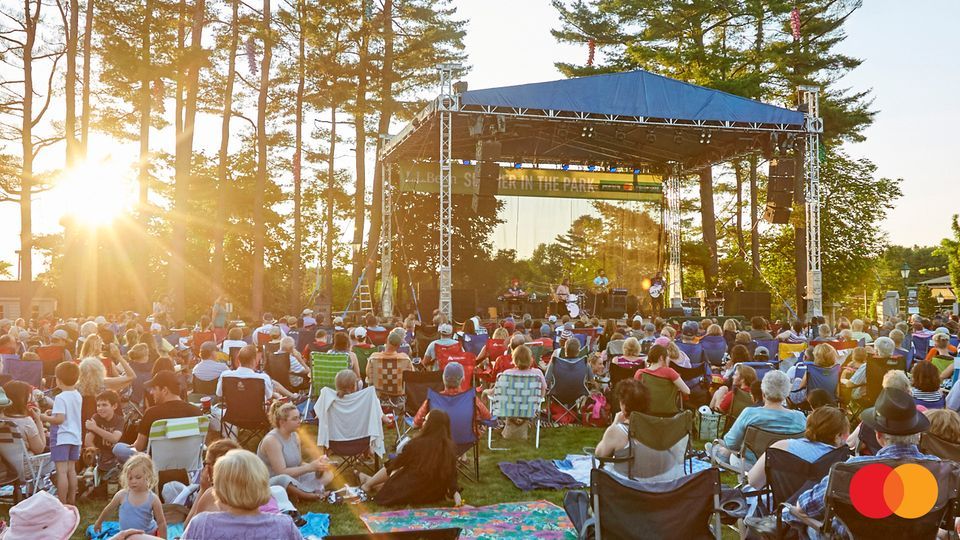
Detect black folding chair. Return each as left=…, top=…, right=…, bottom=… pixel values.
left=328, top=436, right=380, bottom=476
left=220, top=377, right=271, bottom=449
left=751, top=445, right=850, bottom=518
left=714, top=426, right=804, bottom=484
left=265, top=351, right=310, bottom=392
left=781, top=459, right=960, bottom=539
left=670, top=361, right=711, bottom=409
left=565, top=467, right=722, bottom=540
left=400, top=371, right=444, bottom=436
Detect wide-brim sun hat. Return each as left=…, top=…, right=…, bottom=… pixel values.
left=0, top=491, right=79, bottom=540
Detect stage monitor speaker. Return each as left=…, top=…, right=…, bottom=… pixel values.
left=764, top=204, right=791, bottom=224
left=727, top=291, right=771, bottom=319
left=609, top=290, right=627, bottom=313
left=662, top=307, right=685, bottom=318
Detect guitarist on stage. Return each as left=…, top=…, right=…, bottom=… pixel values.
left=592, top=268, right=610, bottom=315
left=649, top=271, right=666, bottom=318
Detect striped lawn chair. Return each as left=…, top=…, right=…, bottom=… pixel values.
left=0, top=420, right=50, bottom=501
left=488, top=373, right=544, bottom=450
left=147, top=416, right=208, bottom=476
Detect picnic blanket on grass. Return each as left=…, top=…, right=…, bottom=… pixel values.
left=361, top=500, right=575, bottom=539
left=499, top=459, right=585, bottom=491
left=552, top=453, right=713, bottom=485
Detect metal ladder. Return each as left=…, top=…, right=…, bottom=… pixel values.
left=342, top=266, right=374, bottom=318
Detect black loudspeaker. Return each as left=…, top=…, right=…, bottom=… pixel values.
left=765, top=158, right=797, bottom=224
left=415, top=289, right=477, bottom=322
left=727, top=291, right=771, bottom=319
left=662, top=307, right=685, bottom=318
left=609, top=290, right=627, bottom=313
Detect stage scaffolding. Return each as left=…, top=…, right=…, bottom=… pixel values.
left=378, top=69, right=821, bottom=321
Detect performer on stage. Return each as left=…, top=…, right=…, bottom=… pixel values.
left=592, top=268, right=610, bottom=315
left=554, top=278, right=571, bottom=316
left=505, top=278, right=527, bottom=315
left=649, top=272, right=666, bottom=318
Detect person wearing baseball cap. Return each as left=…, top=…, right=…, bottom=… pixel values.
left=421, top=323, right=458, bottom=370
left=252, top=313, right=286, bottom=345
left=112, top=370, right=201, bottom=463
left=49, top=329, right=75, bottom=363
left=301, top=308, right=317, bottom=328
left=784, top=389, right=936, bottom=537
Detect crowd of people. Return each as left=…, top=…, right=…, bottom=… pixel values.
left=1, top=306, right=960, bottom=538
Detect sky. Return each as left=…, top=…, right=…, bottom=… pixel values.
left=2, top=0, right=958, bottom=277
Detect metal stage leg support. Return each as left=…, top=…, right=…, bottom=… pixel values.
left=666, top=172, right=683, bottom=306
left=380, top=163, right=394, bottom=318
left=800, top=86, right=824, bottom=319
left=437, top=64, right=460, bottom=322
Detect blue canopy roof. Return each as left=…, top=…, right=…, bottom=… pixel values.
left=461, top=69, right=804, bottom=127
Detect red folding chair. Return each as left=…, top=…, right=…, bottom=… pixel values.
left=439, top=352, right=477, bottom=393
left=192, top=331, right=216, bottom=355
left=367, top=329, right=389, bottom=347
left=433, top=342, right=464, bottom=370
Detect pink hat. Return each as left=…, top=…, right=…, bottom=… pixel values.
left=0, top=491, right=79, bottom=540
left=654, top=336, right=671, bottom=348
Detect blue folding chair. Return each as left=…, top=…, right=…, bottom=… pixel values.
left=804, top=363, right=841, bottom=403
left=546, top=357, right=590, bottom=425
left=1, top=355, right=41, bottom=388
left=912, top=334, right=931, bottom=362
left=896, top=347, right=914, bottom=372
left=740, top=361, right=776, bottom=385
left=698, top=336, right=727, bottom=366
left=754, top=340, right=780, bottom=362
left=425, top=388, right=484, bottom=481
left=677, top=342, right=707, bottom=366
left=462, top=334, right=488, bottom=356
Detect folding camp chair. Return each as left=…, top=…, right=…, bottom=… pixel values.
left=315, top=386, right=383, bottom=475
left=912, top=333, right=932, bottom=362
left=0, top=420, right=50, bottom=502
left=219, top=377, right=271, bottom=448
left=714, top=425, right=804, bottom=484
left=753, top=340, right=780, bottom=361
left=147, top=416, right=208, bottom=484
left=438, top=352, right=477, bottom=393
left=488, top=373, right=544, bottom=450
left=352, top=345, right=377, bottom=377
left=462, top=333, right=488, bottom=356
left=426, top=388, right=482, bottom=482
left=678, top=342, right=708, bottom=366
left=896, top=347, right=915, bottom=371
left=920, top=432, right=960, bottom=461
left=607, top=362, right=641, bottom=411
left=804, top=363, right=841, bottom=404
left=564, top=467, right=722, bottom=540
left=414, top=325, right=439, bottom=359
left=546, top=356, right=590, bottom=424
left=740, top=361, right=775, bottom=385
left=0, top=355, right=41, bottom=388
left=303, top=351, right=349, bottom=413
left=265, top=351, right=310, bottom=394
left=590, top=410, right=693, bottom=481
left=367, top=329, right=389, bottom=347
left=637, top=372, right=681, bottom=417
left=189, top=377, right=219, bottom=402
left=721, top=388, right=754, bottom=436
left=400, top=371, right=444, bottom=435
left=699, top=336, right=728, bottom=366
left=35, top=345, right=66, bottom=388
left=191, top=331, right=215, bottom=355
left=782, top=459, right=960, bottom=539
left=228, top=346, right=242, bottom=369
left=931, top=354, right=954, bottom=376
left=671, top=361, right=711, bottom=408
left=777, top=342, right=807, bottom=364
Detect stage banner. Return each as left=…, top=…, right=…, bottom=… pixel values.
left=397, top=162, right=663, bottom=202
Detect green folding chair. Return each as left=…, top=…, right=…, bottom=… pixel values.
left=638, top=372, right=681, bottom=417
left=353, top=346, right=377, bottom=377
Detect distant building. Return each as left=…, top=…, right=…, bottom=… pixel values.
left=0, top=281, right=57, bottom=319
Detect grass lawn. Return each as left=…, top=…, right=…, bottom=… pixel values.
left=3, top=422, right=739, bottom=539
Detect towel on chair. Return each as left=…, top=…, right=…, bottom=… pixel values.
left=314, top=385, right=385, bottom=456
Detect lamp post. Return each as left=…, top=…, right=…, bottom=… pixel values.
left=900, top=263, right=911, bottom=316
left=937, top=292, right=945, bottom=305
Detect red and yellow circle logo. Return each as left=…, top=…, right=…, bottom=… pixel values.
left=850, top=463, right=938, bottom=519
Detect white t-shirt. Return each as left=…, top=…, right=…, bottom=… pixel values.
left=220, top=339, right=248, bottom=354
left=216, top=367, right=273, bottom=401
left=51, top=389, right=82, bottom=447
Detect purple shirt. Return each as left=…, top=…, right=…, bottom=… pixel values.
left=182, top=511, right=303, bottom=540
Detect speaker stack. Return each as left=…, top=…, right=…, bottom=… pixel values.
left=763, top=157, right=797, bottom=224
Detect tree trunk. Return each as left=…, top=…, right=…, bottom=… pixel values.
left=212, top=0, right=238, bottom=296
left=290, top=0, right=306, bottom=313
left=79, top=0, right=92, bottom=157
left=19, top=0, right=39, bottom=319
left=133, top=0, right=152, bottom=316
left=325, top=107, right=337, bottom=317
left=364, top=0, right=392, bottom=298
left=170, top=0, right=205, bottom=318
left=252, top=0, right=272, bottom=318
left=352, top=28, right=369, bottom=284
left=698, top=167, right=718, bottom=290
left=749, top=156, right=760, bottom=282
left=64, top=0, right=79, bottom=166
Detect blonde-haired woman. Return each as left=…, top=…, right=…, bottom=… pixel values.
left=256, top=401, right=332, bottom=501
left=77, top=350, right=134, bottom=425
left=183, top=449, right=304, bottom=539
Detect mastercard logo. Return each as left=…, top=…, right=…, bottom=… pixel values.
left=849, top=463, right=938, bottom=519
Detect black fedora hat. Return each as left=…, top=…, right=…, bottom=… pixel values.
left=860, top=388, right=930, bottom=436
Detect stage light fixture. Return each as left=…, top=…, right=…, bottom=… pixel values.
left=609, top=166, right=617, bottom=172
left=633, top=168, right=641, bottom=175
left=514, top=162, right=522, bottom=169
left=699, top=131, right=712, bottom=144
left=587, top=165, right=597, bottom=172
left=581, top=126, right=594, bottom=138
left=462, top=159, right=472, bottom=165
